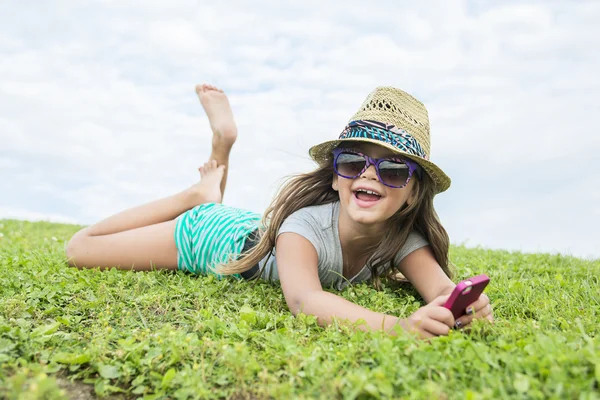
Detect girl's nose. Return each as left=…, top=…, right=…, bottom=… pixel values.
left=360, top=165, right=379, bottom=181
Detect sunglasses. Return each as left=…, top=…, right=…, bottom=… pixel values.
left=332, top=148, right=422, bottom=188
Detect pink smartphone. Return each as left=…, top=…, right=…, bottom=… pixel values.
left=443, top=274, right=490, bottom=319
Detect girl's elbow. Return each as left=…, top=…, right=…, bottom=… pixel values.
left=285, top=290, right=320, bottom=317
left=284, top=296, right=302, bottom=316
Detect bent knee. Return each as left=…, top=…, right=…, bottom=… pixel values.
left=65, top=231, right=87, bottom=268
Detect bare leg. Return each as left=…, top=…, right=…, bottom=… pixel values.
left=66, top=161, right=226, bottom=271
left=196, top=83, right=237, bottom=199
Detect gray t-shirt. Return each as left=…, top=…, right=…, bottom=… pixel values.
left=257, top=201, right=429, bottom=290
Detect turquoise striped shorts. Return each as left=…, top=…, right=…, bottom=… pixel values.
left=174, top=203, right=261, bottom=278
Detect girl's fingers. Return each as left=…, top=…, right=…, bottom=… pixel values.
left=428, top=306, right=455, bottom=328
left=457, top=304, right=494, bottom=329
left=473, top=305, right=494, bottom=324
left=482, top=304, right=494, bottom=322
left=424, top=319, right=451, bottom=337
left=456, top=303, right=494, bottom=329
left=466, top=293, right=490, bottom=315
left=477, top=303, right=492, bottom=318
left=455, top=314, right=474, bottom=329
left=429, top=294, right=451, bottom=307
left=419, top=330, right=435, bottom=340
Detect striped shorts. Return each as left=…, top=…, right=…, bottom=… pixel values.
left=173, top=203, right=261, bottom=278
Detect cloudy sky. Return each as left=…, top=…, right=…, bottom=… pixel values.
left=1, top=0, right=598, bottom=259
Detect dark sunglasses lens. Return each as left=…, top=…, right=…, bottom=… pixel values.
left=336, top=153, right=366, bottom=177
left=379, top=160, right=410, bottom=187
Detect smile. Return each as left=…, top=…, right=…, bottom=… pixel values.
left=353, top=188, right=383, bottom=208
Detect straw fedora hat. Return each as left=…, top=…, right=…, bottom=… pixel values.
left=309, top=86, right=450, bottom=193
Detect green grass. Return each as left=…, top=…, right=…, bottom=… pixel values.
left=0, top=219, right=598, bottom=399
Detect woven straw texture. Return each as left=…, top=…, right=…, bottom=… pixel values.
left=309, top=86, right=451, bottom=193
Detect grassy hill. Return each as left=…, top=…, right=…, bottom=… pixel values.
left=0, top=219, right=598, bottom=399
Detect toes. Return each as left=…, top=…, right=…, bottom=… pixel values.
left=199, top=160, right=222, bottom=175
left=203, top=160, right=216, bottom=171
left=196, top=83, right=224, bottom=94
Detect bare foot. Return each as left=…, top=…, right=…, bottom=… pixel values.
left=195, top=83, right=238, bottom=153
left=188, top=160, right=225, bottom=205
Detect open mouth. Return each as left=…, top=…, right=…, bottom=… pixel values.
left=353, top=188, right=383, bottom=207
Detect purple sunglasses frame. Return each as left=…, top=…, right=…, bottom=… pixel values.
left=332, top=147, right=423, bottom=188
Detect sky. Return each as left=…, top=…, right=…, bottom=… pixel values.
left=1, top=0, right=598, bottom=259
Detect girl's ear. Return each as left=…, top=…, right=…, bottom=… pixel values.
left=332, top=175, right=338, bottom=191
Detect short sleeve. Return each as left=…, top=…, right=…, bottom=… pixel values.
left=277, top=209, right=323, bottom=260
left=393, top=230, right=429, bottom=266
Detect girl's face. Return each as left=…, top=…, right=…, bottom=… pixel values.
left=332, top=142, right=417, bottom=227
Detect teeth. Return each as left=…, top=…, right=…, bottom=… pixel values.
left=356, top=189, right=380, bottom=196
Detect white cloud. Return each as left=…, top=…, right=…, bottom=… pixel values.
left=0, top=0, right=598, bottom=259
left=0, top=206, right=78, bottom=225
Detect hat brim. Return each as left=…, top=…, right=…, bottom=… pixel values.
left=309, top=138, right=451, bottom=193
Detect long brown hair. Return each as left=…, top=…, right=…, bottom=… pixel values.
left=217, top=153, right=453, bottom=288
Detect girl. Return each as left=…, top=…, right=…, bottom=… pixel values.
left=66, top=84, right=493, bottom=339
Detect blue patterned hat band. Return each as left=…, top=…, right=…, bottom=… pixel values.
left=339, top=120, right=429, bottom=160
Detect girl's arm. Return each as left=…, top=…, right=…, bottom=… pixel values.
left=276, top=232, right=402, bottom=333
left=399, top=246, right=494, bottom=326
left=397, top=246, right=455, bottom=303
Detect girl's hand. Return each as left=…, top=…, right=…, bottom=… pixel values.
left=454, top=293, right=494, bottom=329
left=398, top=295, right=455, bottom=339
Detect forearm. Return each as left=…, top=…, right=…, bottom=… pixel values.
left=79, top=189, right=196, bottom=237
left=294, top=291, right=402, bottom=334
left=419, top=284, right=455, bottom=304
left=437, top=285, right=455, bottom=297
